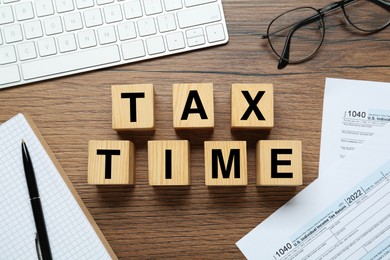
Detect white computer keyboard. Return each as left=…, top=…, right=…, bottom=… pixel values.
left=0, top=0, right=228, bottom=89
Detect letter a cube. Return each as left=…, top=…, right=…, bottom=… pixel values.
left=173, top=83, right=214, bottom=129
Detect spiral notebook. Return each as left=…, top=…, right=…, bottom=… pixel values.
left=0, top=114, right=117, bottom=259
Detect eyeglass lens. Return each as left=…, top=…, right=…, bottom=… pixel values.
left=343, top=0, right=390, bottom=32
left=267, top=7, right=324, bottom=64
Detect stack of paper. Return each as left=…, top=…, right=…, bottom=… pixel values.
left=237, top=78, right=390, bottom=259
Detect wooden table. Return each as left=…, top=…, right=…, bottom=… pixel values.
left=1, top=0, right=389, bottom=258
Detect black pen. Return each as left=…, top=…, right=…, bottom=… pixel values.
left=22, top=140, right=53, bottom=260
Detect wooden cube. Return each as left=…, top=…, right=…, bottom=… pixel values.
left=256, top=140, right=302, bottom=186
left=88, top=140, right=135, bottom=185
left=112, top=84, right=154, bottom=131
left=173, top=83, right=214, bottom=129
left=204, top=141, right=247, bottom=186
left=231, top=83, right=273, bottom=129
left=148, top=140, right=190, bottom=186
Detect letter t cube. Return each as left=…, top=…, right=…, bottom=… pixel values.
left=88, top=140, right=135, bottom=185
left=112, top=84, right=154, bottom=131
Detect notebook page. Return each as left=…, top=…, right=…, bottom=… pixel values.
left=0, top=114, right=111, bottom=259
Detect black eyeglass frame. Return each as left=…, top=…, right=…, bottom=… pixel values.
left=261, top=0, right=390, bottom=69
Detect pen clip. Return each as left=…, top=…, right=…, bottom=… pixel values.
left=35, top=233, right=43, bottom=260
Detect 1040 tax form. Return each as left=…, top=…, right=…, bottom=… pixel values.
left=320, top=78, right=390, bottom=175
left=237, top=123, right=390, bottom=259
left=237, top=78, right=390, bottom=259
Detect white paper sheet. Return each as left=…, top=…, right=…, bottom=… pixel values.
left=236, top=122, right=390, bottom=259
left=319, top=78, right=390, bottom=175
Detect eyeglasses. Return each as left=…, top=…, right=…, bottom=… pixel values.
left=261, top=0, right=390, bottom=69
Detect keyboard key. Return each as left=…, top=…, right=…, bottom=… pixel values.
left=38, top=37, right=57, bottom=56
left=163, top=0, right=182, bottom=11
left=17, top=41, right=37, bottom=61
left=21, top=45, right=121, bottom=80
left=44, top=16, right=64, bottom=35
left=146, top=35, right=165, bottom=55
left=55, top=0, right=75, bottom=13
left=123, top=0, right=143, bottom=19
left=121, top=40, right=145, bottom=60
left=97, top=0, right=114, bottom=5
left=58, top=33, right=77, bottom=53
left=64, top=12, right=83, bottom=31
left=0, top=30, right=3, bottom=45
left=76, top=0, right=94, bottom=9
left=0, top=46, right=17, bottom=64
left=185, top=0, right=216, bottom=7
left=35, top=0, right=55, bottom=17
left=0, top=6, right=14, bottom=25
left=24, top=20, right=44, bottom=39
left=137, top=17, right=157, bottom=36
left=15, top=2, right=35, bottom=21
left=186, top=27, right=205, bottom=47
left=177, top=3, right=221, bottom=28
left=0, top=65, right=20, bottom=86
left=187, top=36, right=205, bottom=46
left=84, top=8, right=103, bottom=27
left=4, top=24, right=23, bottom=43
left=78, top=30, right=97, bottom=48
left=186, top=27, right=203, bottom=38
left=166, top=31, right=185, bottom=51
left=143, top=0, right=163, bottom=15
left=117, top=22, right=137, bottom=41
left=206, top=23, right=225, bottom=43
left=157, top=13, right=176, bottom=33
left=104, top=4, right=123, bottom=24
left=98, top=25, right=117, bottom=45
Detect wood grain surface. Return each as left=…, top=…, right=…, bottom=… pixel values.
left=1, top=1, right=389, bottom=259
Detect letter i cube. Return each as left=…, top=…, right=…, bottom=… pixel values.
left=148, top=140, right=190, bottom=186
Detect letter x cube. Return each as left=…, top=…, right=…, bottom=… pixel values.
left=231, top=84, right=274, bottom=129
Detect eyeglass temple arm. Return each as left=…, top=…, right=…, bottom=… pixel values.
left=277, top=14, right=324, bottom=69
left=261, top=1, right=346, bottom=39
left=372, top=0, right=390, bottom=10
left=266, top=1, right=345, bottom=69
left=277, top=0, right=362, bottom=69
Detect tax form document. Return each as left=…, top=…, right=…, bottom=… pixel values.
left=319, top=78, right=390, bottom=175
left=236, top=123, right=390, bottom=259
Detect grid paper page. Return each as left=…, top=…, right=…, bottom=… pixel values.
left=0, top=114, right=111, bottom=259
